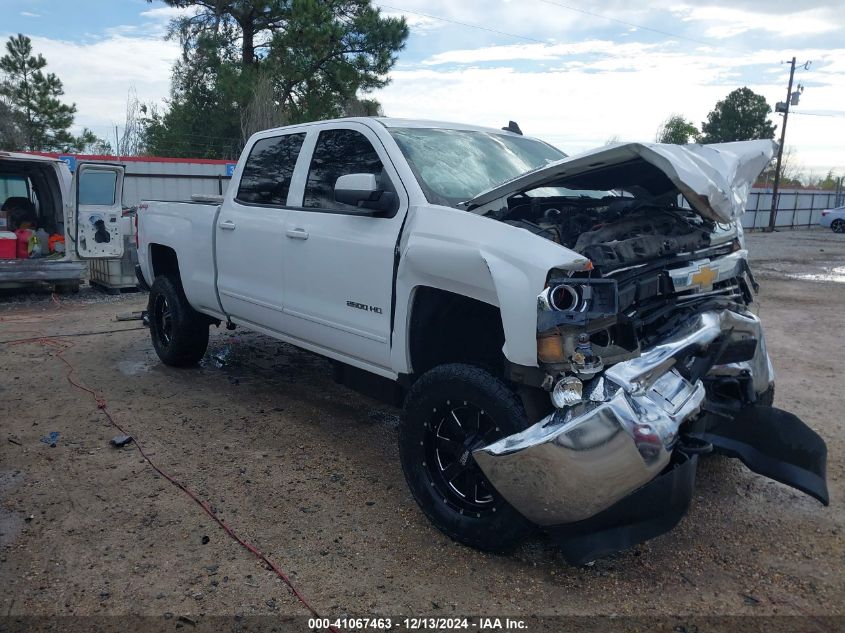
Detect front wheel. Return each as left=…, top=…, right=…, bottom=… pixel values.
left=398, top=363, right=535, bottom=551
left=832, top=219, right=845, bottom=234
left=148, top=274, right=209, bottom=366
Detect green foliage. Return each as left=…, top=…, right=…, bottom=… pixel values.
left=143, top=0, right=408, bottom=159
left=814, top=170, right=842, bottom=191
left=701, top=87, right=777, bottom=143
left=655, top=114, right=700, bottom=144
left=0, top=34, right=107, bottom=152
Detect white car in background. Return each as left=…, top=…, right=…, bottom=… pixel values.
left=820, top=205, right=845, bottom=233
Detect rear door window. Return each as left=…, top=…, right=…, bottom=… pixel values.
left=303, top=129, right=385, bottom=211
left=78, top=170, right=117, bottom=205
left=236, top=133, right=306, bottom=206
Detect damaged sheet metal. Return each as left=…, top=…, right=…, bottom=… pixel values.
left=465, top=139, right=776, bottom=223
left=473, top=309, right=778, bottom=526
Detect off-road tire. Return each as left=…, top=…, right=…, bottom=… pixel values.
left=399, top=363, right=535, bottom=552
left=148, top=274, right=209, bottom=367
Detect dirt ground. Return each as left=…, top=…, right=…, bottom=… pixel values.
left=1, top=228, right=843, bottom=630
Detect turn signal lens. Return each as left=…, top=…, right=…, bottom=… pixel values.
left=537, top=333, right=566, bottom=363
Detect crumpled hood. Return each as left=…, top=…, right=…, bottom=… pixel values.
left=465, top=139, right=776, bottom=223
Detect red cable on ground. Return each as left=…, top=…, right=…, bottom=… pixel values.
left=8, top=332, right=338, bottom=632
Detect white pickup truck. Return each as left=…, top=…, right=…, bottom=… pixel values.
left=137, top=118, right=828, bottom=564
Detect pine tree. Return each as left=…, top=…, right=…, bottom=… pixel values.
left=0, top=34, right=105, bottom=152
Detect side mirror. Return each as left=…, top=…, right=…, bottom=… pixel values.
left=334, top=173, right=396, bottom=213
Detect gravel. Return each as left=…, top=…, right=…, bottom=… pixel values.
left=0, top=227, right=842, bottom=622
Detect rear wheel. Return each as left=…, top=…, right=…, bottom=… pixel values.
left=832, top=219, right=845, bottom=234
left=148, top=274, right=209, bottom=366
left=399, top=363, right=535, bottom=551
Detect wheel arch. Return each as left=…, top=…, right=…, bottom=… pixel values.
left=148, top=243, right=180, bottom=279
left=407, top=286, right=507, bottom=379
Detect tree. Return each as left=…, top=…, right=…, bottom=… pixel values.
left=118, top=87, right=148, bottom=156
left=700, top=87, right=776, bottom=143
left=161, top=0, right=292, bottom=68
left=0, top=95, right=26, bottom=150
left=0, top=34, right=106, bottom=152
left=814, top=170, right=842, bottom=191
left=143, top=1, right=408, bottom=158
left=655, top=114, right=700, bottom=144
left=757, top=146, right=803, bottom=188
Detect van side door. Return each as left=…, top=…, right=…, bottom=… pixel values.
left=73, top=163, right=125, bottom=258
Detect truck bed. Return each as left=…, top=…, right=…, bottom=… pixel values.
left=137, top=200, right=222, bottom=316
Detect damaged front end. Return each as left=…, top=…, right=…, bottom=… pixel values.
left=469, top=140, right=829, bottom=564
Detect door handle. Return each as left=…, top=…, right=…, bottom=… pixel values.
left=286, top=228, right=309, bottom=240
left=219, top=220, right=236, bottom=230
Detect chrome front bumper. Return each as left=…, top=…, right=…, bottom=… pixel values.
left=474, top=309, right=773, bottom=526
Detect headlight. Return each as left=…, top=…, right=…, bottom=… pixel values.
left=551, top=376, right=583, bottom=408
left=537, top=278, right=619, bottom=328
left=538, top=284, right=584, bottom=312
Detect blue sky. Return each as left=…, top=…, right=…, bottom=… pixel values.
left=3, top=0, right=844, bottom=174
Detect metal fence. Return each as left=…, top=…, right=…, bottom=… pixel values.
left=742, top=188, right=844, bottom=230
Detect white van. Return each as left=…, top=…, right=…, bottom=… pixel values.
left=0, top=152, right=126, bottom=291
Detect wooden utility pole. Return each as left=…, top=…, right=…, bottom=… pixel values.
left=768, top=57, right=796, bottom=232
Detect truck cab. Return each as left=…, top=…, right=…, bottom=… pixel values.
left=0, top=152, right=125, bottom=291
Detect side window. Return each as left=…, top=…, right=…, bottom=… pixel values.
left=303, top=129, right=385, bottom=211
left=237, top=133, right=306, bottom=206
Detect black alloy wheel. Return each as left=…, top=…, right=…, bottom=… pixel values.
left=424, top=401, right=501, bottom=514
left=152, top=293, right=173, bottom=347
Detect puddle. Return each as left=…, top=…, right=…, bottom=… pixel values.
left=116, top=359, right=152, bottom=376
left=785, top=266, right=845, bottom=283
left=202, top=343, right=238, bottom=368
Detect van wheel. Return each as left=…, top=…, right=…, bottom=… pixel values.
left=148, top=275, right=209, bottom=366
left=399, top=363, right=535, bottom=552
left=54, top=282, right=79, bottom=294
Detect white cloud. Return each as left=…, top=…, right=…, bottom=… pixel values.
left=139, top=6, right=195, bottom=21
left=375, top=44, right=845, bottom=173
left=671, top=5, right=839, bottom=39
left=20, top=11, right=41, bottom=18
left=19, top=33, right=181, bottom=138
left=422, top=40, right=668, bottom=65
left=5, top=0, right=842, bottom=175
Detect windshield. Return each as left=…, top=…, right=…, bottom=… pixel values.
left=390, top=127, right=573, bottom=207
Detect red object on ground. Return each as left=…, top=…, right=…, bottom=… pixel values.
left=0, top=232, right=16, bottom=259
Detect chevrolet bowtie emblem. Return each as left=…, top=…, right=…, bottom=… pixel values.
left=690, top=264, right=718, bottom=288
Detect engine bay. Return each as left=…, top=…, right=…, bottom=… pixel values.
left=487, top=194, right=715, bottom=270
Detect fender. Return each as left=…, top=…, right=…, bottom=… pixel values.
left=392, top=205, right=589, bottom=370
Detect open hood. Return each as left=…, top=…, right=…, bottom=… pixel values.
left=465, top=139, right=776, bottom=223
